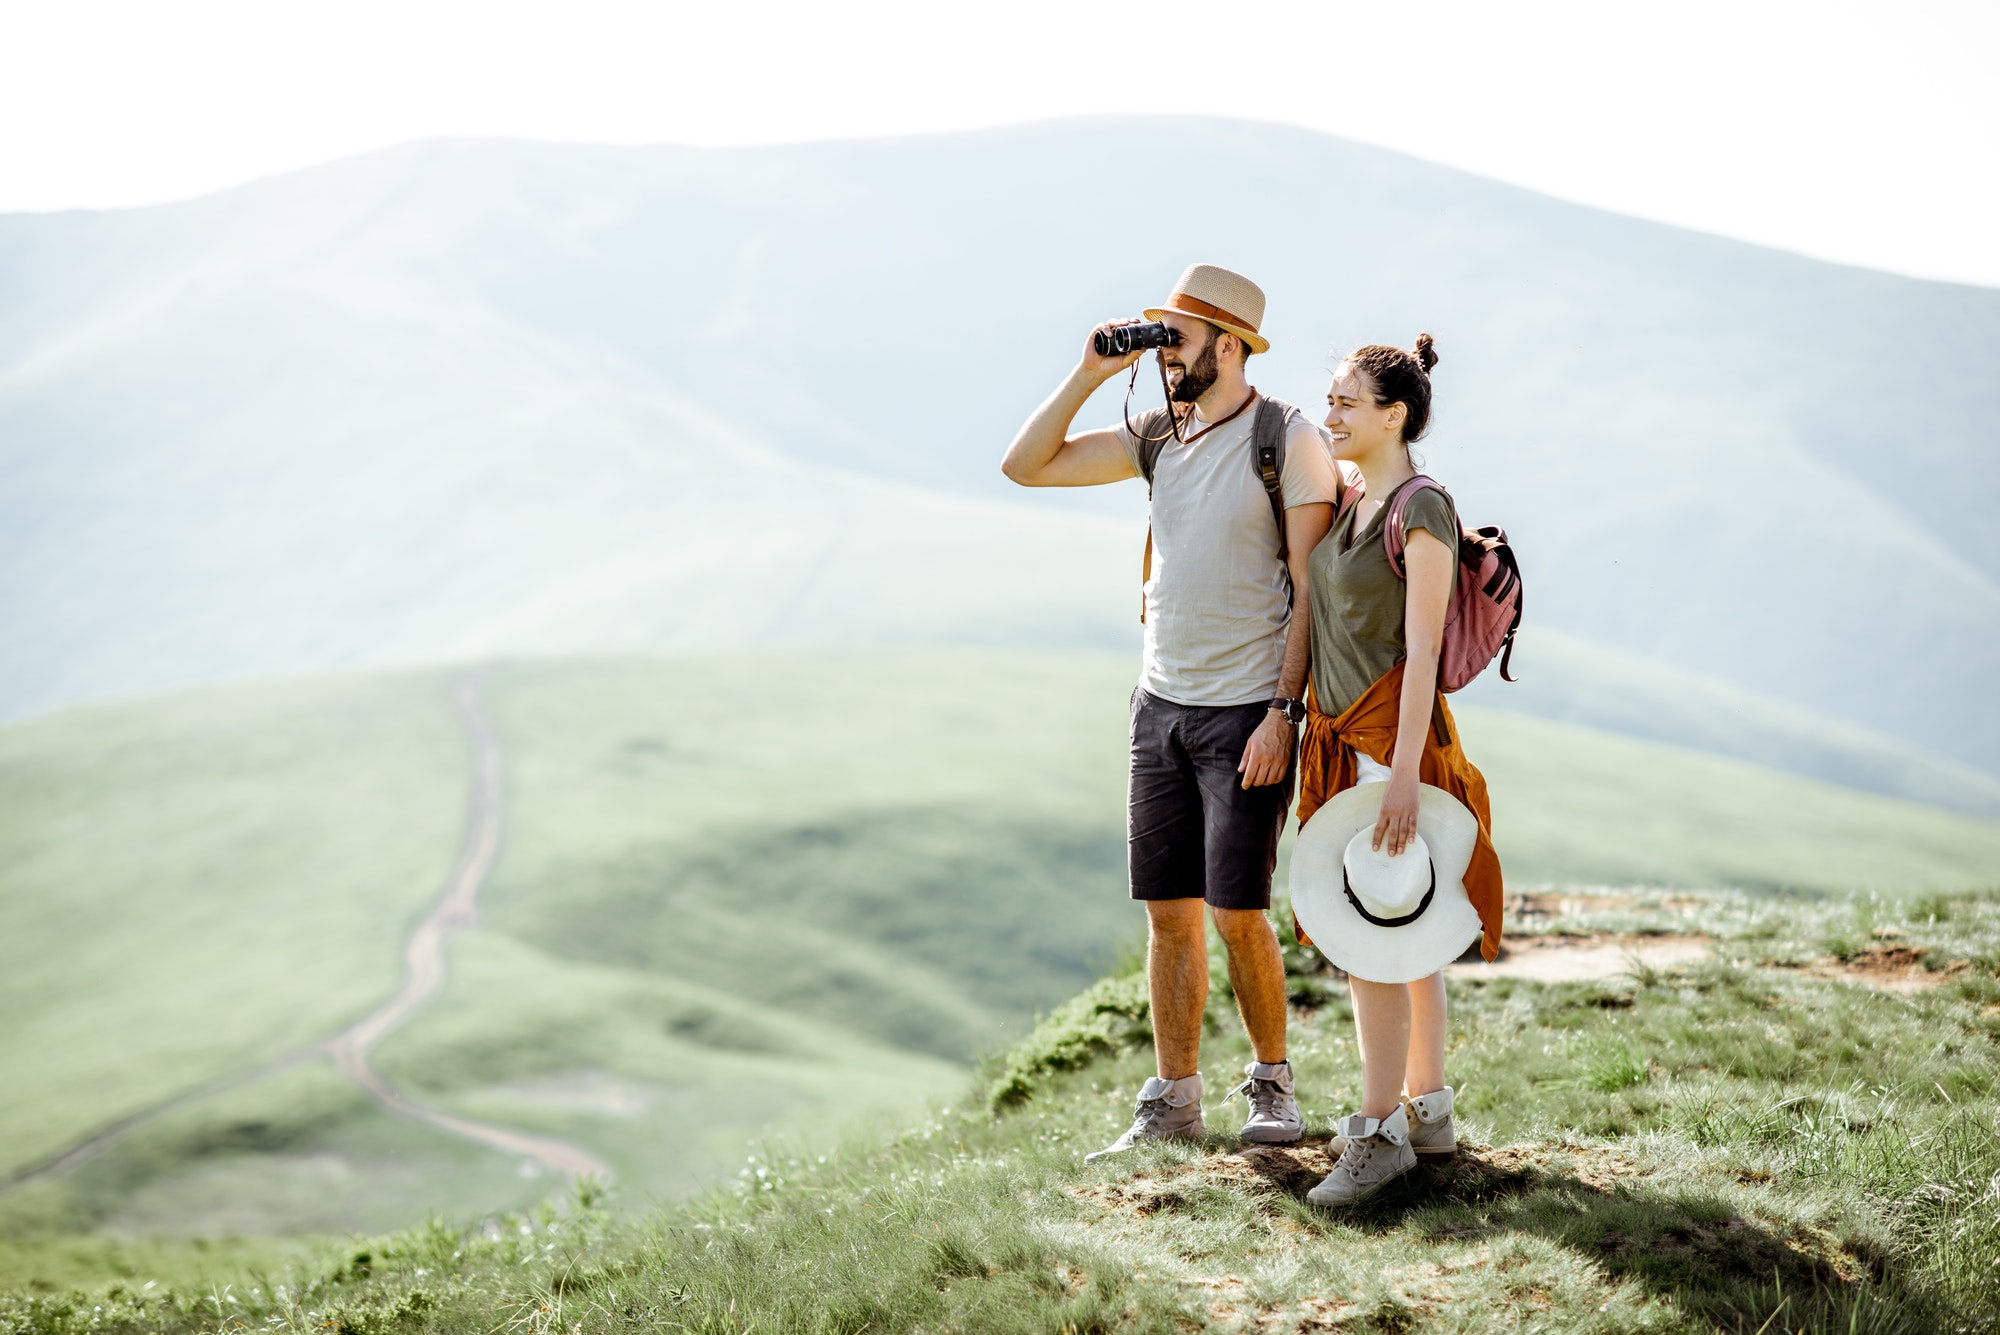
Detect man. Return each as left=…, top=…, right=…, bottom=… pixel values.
left=1001, top=264, right=1340, bottom=1159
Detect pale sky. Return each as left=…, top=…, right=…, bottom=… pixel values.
left=3, top=0, right=1996, bottom=287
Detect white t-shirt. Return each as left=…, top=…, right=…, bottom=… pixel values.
left=1113, top=397, right=1345, bottom=707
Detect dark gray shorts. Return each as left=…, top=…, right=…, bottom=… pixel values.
left=1127, top=687, right=1295, bottom=911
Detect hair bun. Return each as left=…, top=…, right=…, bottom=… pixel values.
left=1413, top=332, right=1439, bottom=373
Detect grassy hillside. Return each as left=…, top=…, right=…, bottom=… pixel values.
left=7, top=651, right=2000, bottom=1257
left=9, top=890, right=1998, bottom=1330
left=4, top=120, right=1997, bottom=776
left=0, top=673, right=467, bottom=1181
left=0, top=654, right=1145, bottom=1243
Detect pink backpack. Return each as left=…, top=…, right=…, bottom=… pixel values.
left=1366, top=476, right=1523, bottom=693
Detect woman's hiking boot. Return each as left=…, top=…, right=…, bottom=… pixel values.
left=1404, top=1086, right=1456, bottom=1158
left=1306, top=1105, right=1416, bottom=1206
left=1228, top=1060, right=1303, bottom=1144
left=1085, top=1073, right=1205, bottom=1163
left=1323, top=1086, right=1456, bottom=1160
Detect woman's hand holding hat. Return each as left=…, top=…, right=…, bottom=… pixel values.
left=1292, top=779, right=1482, bottom=984
left=1374, top=770, right=1422, bottom=856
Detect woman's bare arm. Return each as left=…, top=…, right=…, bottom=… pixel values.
left=1374, top=527, right=1453, bottom=854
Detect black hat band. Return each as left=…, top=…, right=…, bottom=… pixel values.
left=1342, top=859, right=1437, bottom=928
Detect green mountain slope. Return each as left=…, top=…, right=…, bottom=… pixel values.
left=1458, top=627, right=2000, bottom=818
left=1462, top=707, right=2000, bottom=890
left=3, top=119, right=1995, bottom=778
left=5, top=652, right=1999, bottom=1244
left=0, top=673, right=468, bottom=1184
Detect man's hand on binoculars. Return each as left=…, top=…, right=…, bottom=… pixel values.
left=1081, top=321, right=1144, bottom=379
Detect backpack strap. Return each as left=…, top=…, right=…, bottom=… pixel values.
left=1133, top=407, right=1175, bottom=486
left=1333, top=461, right=1363, bottom=525
left=1473, top=523, right=1525, bottom=684
left=1250, top=396, right=1290, bottom=567
left=1381, top=475, right=1448, bottom=579
left=1382, top=475, right=1469, bottom=724
left=1135, top=407, right=1172, bottom=622
left=1380, top=473, right=1457, bottom=741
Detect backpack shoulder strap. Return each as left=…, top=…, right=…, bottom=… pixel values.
left=1134, top=407, right=1175, bottom=625
left=1133, top=408, right=1175, bottom=487
left=1333, top=460, right=1364, bottom=523
left=1250, top=395, right=1289, bottom=563
left=1381, top=475, right=1449, bottom=579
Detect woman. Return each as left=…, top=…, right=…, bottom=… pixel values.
left=1294, top=335, right=1504, bottom=1207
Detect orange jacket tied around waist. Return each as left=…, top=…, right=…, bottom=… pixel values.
left=1296, top=662, right=1505, bottom=962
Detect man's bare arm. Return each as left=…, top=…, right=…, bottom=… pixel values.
left=1274, top=501, right=1334, bottom=700
left=1001, top=325, right=1145, bottom=487
left=1237, top=499, right=1335, bottom=788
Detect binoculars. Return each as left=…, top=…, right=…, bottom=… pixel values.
left=1094, top=321, right=1182, bottom=357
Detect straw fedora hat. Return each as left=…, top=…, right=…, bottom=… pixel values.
left=1144, top=263, right=1270, bottom=356
left=1290, top=783, right=1483, bottom=984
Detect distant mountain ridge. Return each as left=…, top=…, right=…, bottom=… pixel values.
left=1, top=117, right=1994, bottom=792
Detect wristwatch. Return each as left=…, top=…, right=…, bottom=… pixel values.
left=1269, top=697, right=1306, bottom=725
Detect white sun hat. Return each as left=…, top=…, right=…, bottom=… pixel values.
left=1291, top=782, right=1483, bottom=984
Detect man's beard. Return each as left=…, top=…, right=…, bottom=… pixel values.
left=1166, top=331, right=1219, bottom=404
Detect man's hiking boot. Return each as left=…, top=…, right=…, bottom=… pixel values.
left=1085, top=1073, right=1204, bottom=1163
left=1404, top=1086, right=1456, bottom=1159
left=1306, top=1105, right=1416, bottom=1207
left=1228, top=1060, right=1303, bottom=1144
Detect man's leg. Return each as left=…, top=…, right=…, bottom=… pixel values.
left=1147, top=898, right=1209, bottom=1079
left=1185, top=699, right=1294, bottom=1056
left=1211, top=906, right=1287, bottom=1065
left=1185, top=700, right=1301, bottom=1144
left=1127, top=687, right=1209, bottom=1076
left=1087, top=689, right=1210, bottom=1162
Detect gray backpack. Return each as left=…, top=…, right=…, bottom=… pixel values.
left=1133, top=394, right=1335, bottom=623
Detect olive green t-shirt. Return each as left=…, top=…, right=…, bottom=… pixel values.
left=1308, top=485, right=1459, bottom=716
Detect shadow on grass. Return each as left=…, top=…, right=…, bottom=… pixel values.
left=1093, top=1138, right=1951, bottom=1333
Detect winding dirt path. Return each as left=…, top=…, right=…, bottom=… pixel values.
left=322, top=670, right=612, bottom=1181
left=3, top=669, right=610, bottom=1192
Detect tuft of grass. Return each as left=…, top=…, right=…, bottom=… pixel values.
left=981, top=971, right=1151, bottom=1112
left=1579, top=1044, right=1650, bottom=1093
left=1909, top=891, right=1956, bottom=924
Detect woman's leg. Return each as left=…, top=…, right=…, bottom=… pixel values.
left=1404, top=971, right=1447, bottom=1096
left=1348, top=978, right=1410, bottom=1119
